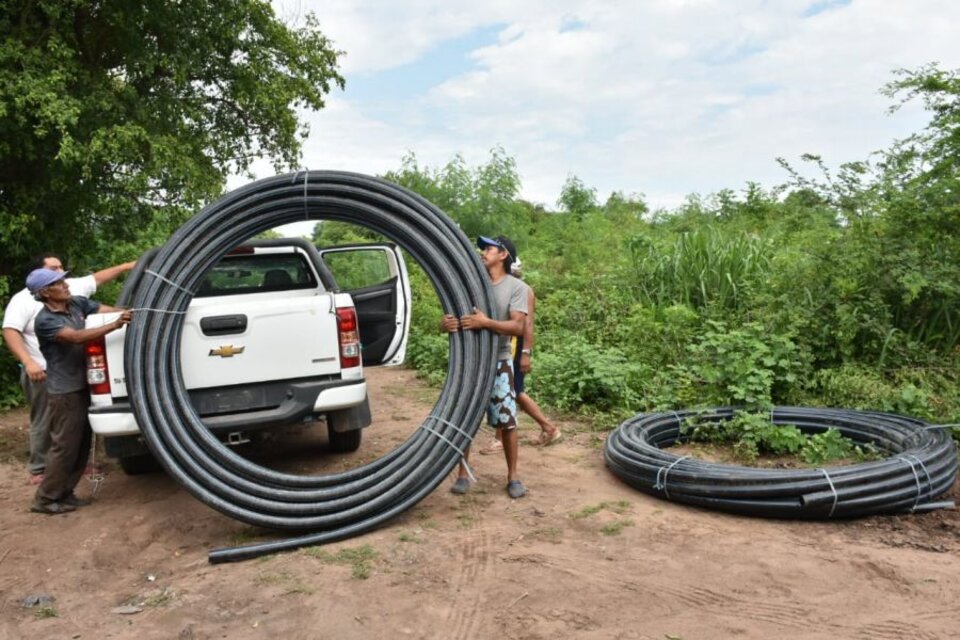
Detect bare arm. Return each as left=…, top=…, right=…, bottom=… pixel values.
left=2, top=328, right=45, bottom=382
left=523, top=289, right=535, bottom=349
left=519, top=289, right=535, bottom=373
left=53, top=311, right=131, bottom=344
left=460, top=308, right=525, bottom=337
left=92, top=261, right=136, bottom=286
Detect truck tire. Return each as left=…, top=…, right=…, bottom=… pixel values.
left=119, top=453, right=162, bottom=475
left=327, top=426, right=362, bottom=453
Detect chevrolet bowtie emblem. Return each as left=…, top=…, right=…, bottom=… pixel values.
left=209, top=345, right=245, bottom=358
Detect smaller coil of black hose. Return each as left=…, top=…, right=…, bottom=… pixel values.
left=604, top=407, right=958, bottom=518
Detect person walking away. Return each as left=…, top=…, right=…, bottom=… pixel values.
left=26, top=268, right=131, bottom=514
left=441, top=235, right=528, bottom=498
left=479, top=257, right=560, bottom=454
left=2, top=254, right=135, bottom=484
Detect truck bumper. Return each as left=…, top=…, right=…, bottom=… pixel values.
left=90, top=378, right=368, bottom=437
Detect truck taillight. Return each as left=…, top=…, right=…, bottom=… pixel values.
left=86, top=338, right=111, bottom=394
left=336, top=306, right=361, bottom=369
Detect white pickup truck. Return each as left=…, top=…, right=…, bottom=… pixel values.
left=84, top=238, right=411, bottom=473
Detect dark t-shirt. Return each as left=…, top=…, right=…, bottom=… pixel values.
left=35, top=297, right=101, bottom=394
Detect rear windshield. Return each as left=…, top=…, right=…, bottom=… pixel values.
left=195, top=252, right=318, bottom=297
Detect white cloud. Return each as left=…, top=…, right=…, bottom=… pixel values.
left=264, top=0, right=960, bottom=210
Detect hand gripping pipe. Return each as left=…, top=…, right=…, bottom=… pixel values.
left=604, top=407, right=958, bottom=518
left=123, top=171, right=497, bottom=563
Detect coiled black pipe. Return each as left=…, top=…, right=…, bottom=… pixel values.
left=123, top=171, right=497, bottom=563
left=604, top=407, right=958, bottom=518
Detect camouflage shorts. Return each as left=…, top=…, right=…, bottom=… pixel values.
left=486, top=359, right=518, bottom=431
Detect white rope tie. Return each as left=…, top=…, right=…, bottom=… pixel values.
left=128, top=307, right=188, bottom=315
left=143, top=269, right=196, bottom=297
left=420, top=416, right=477, bottom=483
left=896, top=455, right=932, bottom=512
left=819, top=468, right=839, bottom=518
left=655, top=456, right=690, bottom=499
left=87, top=434, right=105, bottom=498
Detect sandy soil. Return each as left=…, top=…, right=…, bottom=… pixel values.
left=1, top=366, right=959, bottom=640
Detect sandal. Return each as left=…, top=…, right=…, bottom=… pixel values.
left=537, top=428, right=562, bottom=446
left=479, top=439, right=503, bottom=455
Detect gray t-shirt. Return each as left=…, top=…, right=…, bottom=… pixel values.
left=35, top=296, right=101, bottom=394
left=491, top=274, right=529, bottom=360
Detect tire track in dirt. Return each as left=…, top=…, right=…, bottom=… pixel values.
left=509, top=553, right=844, bottom=634
left=441, top=493, right=496, bottom=640
left=855, top=620, right=944, bottom=640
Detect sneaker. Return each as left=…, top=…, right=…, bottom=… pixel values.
left=506, top=480, right=527, bottom=499
left=61, top=493, right=92, bottom=507
left=450, top=477, right=471, bottom=495
left=30, top=500, right=77, bottom=515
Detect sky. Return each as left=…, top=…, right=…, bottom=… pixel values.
left=254, top=0, right=960, bottom=222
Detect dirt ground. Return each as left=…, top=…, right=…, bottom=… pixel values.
left=1, top=366, right=959, bottom=640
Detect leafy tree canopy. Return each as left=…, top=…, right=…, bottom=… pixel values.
left=0, top=0, right=344, bottom=283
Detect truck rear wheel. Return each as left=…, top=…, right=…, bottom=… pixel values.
left=327, top=426, right=362, bottom=453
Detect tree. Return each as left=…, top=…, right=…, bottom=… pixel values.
left=0, top=0, right=344, bottom=285
left=557, top=174, right=598, bottom=219
left=384, top=147, right=528, bottom=241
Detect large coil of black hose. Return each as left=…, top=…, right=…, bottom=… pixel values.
left=604, top=407, right=958, bottom=518
left=123, top=171, right=497, bottom=563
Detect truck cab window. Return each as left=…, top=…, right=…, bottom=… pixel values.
left=323, top=249, right=392, bottom=290
left=196, top=254, right=317, bottom=297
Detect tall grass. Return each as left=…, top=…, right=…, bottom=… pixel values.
left=630, top=227, right=771, bottom=311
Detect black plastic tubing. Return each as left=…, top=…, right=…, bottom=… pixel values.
left=123, top=171, right=497, bottom=562
left=604, top=407, right=958, bottom=518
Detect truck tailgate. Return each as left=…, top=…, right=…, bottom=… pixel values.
left=181, top=293, right=342, bottom=389
left=90, top=292, right=343, bottom=398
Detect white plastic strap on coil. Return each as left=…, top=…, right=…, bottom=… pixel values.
left=655, top=455, right=690, bottom=499
left=897, top=455, right=932, bottom=512
left=291, top=168, right=310, bottom=220
left=920, top=423, right=960, bottom=431
left=421, top=415, right=477, bottom=483
left=819, top=468, right=839, bottom=518
left=143, top=269, right=196, bottom=297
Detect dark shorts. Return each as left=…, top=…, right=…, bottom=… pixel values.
left=487, top=359, right=518, bottom=431
left=512, top=351, right=526, bottom=395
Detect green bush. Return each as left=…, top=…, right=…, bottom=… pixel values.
left=652, top=320, right=805, bottom=410
left=529, top=334, right=646, bottom=416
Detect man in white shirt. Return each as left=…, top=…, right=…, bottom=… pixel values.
left=2, top=253, right=135, bottom=483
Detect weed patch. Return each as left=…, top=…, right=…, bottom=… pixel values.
left=304, top=544, right=378, bottom=580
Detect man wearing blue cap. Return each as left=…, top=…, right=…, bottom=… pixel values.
left=441, top=235, right=529, bottom=498
left=3, top=253, right=135, bottom=484
left=25, top=267, right=131, bottom=514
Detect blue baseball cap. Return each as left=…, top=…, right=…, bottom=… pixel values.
left=26, top=268, right=68, bottom=294
left=477, top=235, right=517, bottom=261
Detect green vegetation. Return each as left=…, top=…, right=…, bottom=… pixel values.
left=34, top=606, right=58, bottom=619
left=1, top=34, right=959, bottom=463
left=681, top=412, right=883, bottom=464
left=303, top=544, right=378, bottom=580
left=600, top=520, right=634, bottom=536
left=389, top=65, right=960, bottom=454
left=570, top=501, right=632, bottom=520
left=0, top=1, right=343, bottom=407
